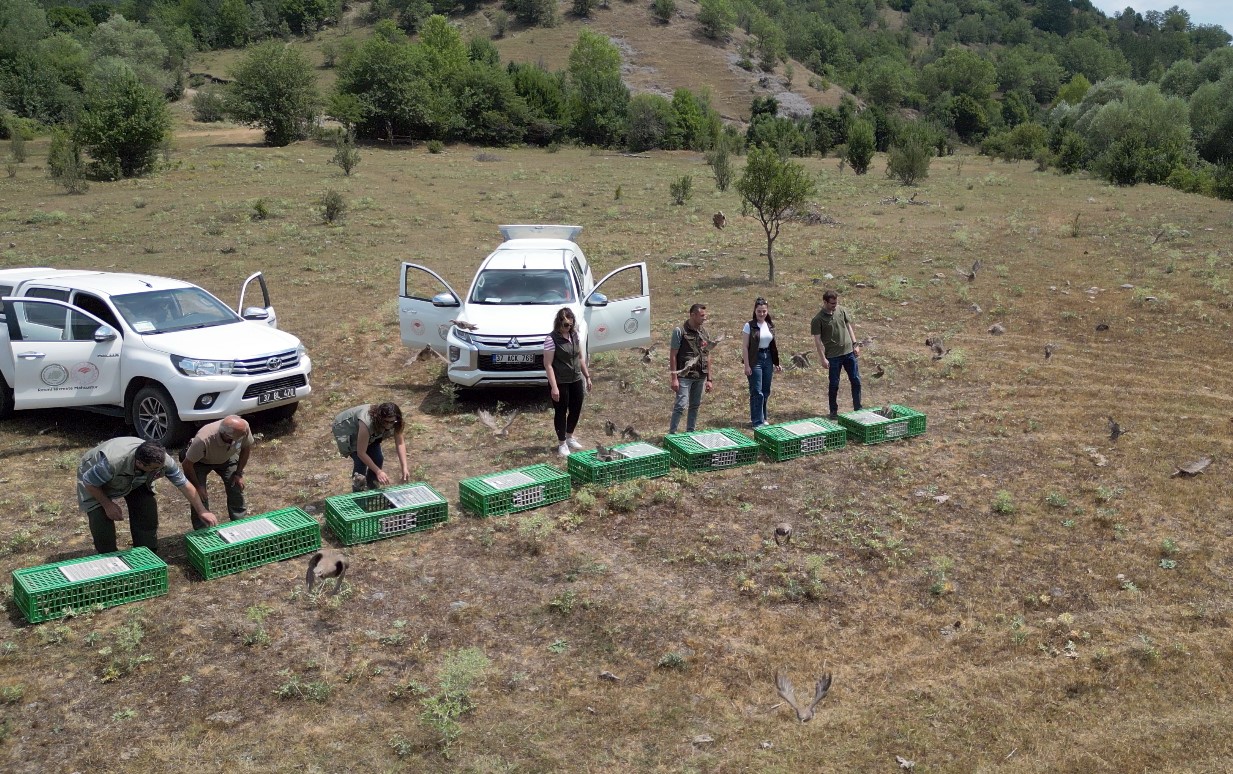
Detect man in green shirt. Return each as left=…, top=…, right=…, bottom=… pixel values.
left=810, top=289, right=863, bottom=420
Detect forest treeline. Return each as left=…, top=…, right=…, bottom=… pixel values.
left=2, top=0, right=1232, bottom=198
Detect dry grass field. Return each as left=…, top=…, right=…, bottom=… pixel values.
left=1, top=109, right=1233, bottom=773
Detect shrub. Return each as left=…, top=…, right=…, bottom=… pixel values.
left=572, top=0, right=595, bottom=16
left=845, top=119, right=875, bottom=175
left=886, top=124, right=933, bottom=185
left=652, top=0, right=675, bottom=23
left=669, top=174, right=692, bottom=205
left=191, top=88, right=227, bottom=123
left=426, top=139, right=444, bottom=153
left=226, top=42, right=318, bottom=147
left=706, top=145, right=732, bottom=191
left=698, top=0, right=735, bottom=40
left=320, top=189, right=346, bottom=224
left=47, top=128, right=89, bottom=194
left=331, top=131, right=361, bottom=176
left=1055, top=131, right=1086, bottom=173
left=9, top=130, right=26, bottom=164
left=490, top=9, right=509, bottom=37
left=75, top=70, right=171, bottom=178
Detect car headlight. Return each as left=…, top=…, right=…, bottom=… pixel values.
left=453, top=328, right=473, bottom=345
left=173, top=355, right=234, bottom=376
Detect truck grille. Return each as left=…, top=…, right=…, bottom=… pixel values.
left=242, top=374, right=308, bottom=399
left=477, top=354, right=544, bottom=371
left=232, top=349, right=300, bottom=376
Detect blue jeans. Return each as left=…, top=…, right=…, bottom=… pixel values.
left=350, top=440, right=383, bottom=491
left=670, top=377, right=706, bottom=433
left=748, top=349, right=773, bottom=426
left=827, top=351, right=862, bottom=416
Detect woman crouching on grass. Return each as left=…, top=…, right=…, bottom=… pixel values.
left=332, top=402, right=410, bottom=491
left=543, top=307, right=592, bottom=457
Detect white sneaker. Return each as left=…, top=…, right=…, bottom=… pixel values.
left=566, top=437, right=584, bottom=450
left=557, top=442, right=571, bottom=457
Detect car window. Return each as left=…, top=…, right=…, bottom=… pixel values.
left=112, top=287, right=239, bottom=334
left=23, top=287, right=70, bottom=328
left=72, top=292, right=122, bottom=332
left=7, top=300, right=101, bottom=342
left=469, top=270, right=575, bottom=305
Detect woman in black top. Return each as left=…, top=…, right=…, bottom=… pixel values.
left=543, top=307, right=593, bottom=456
left=741, top=297, right=782, bottom=428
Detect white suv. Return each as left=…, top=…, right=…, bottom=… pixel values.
left=0, top=269, right=311, bottom=445
left=399, top=225, right=651, bottom=386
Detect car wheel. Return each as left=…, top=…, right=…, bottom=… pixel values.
left=0, top=374, right=12, bottom=419
left=132, top=384, right=189, bottom=447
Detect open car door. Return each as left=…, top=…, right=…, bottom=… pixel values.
left=582, top=263, right=651, bottom=353
left=399, top=264, right=461, bottom=354
left=4, top=298, right=123, bottom=410
left=238, top=272, right=278, bottom=328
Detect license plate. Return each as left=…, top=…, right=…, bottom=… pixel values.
left=492, top=353, right=536, bottom=364
left=257, top=386, right=297, bottom=405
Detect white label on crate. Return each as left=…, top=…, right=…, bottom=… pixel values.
left=711, top=450, right=738, bottom=467
left=616, top=442, right=661, bottom=459
left=782, top=420, right=826, bottom=437
left=800, top=435, right=826, bottom=454
left=379, top=512, right=419, bottom=535
left=60, top=556, right=130, bottom=583
left=384, top=485, right=442, bottom=509
left=483, top=471, right=536, bottom=490
left=693, top=432, right=738, bottom=450
left=512, top=485, right=545, bottom=507
left=886, top=421, right=909, bottom=438
left=218, top=518, right=279, bottom=543
left=847, top=410, right=888, bottom=425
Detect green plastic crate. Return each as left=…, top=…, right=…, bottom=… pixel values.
left=324, top=482, right=449, bottom=545
left=837, top=405, right=926, bottom=445
left=755, top=418, right=847, bottom=461
left=567, top=442, right=671, bottom=486
left=663, top=428, right=759, bottom=472
left=12, top=547, right=168, bottom=624
left=459, top=464, right=570, bottom=517
left=185, top=507, right=321, bottom=580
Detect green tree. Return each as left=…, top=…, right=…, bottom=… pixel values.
left=566, top=29, right=628, bottom=147
left=948, top=94, right=989, bottom=142
left=335, top=34, right=454, bottom=141
left=921, top=47, right=996, bottom=102
left=227, top=41, right=318, bottom=146
left=735, top=145, right=816, bottom=282
left=1082, top=83, right=1193, bottom=186
left=887, top=121, right=933, bottom=185
left=216, top=0, right=250, bottom=47
left=88, top=14, right=173, bottom=95
left=845, top=118, right=875, bottom=174
left=75, top=67, right=170, bottom=177
left=652, top=0, right=675, bottom=24
left=626, top=93, right=678, bottom=151
left=697, top=0, right=734, bottom=40
left=454, top=62, right=530, bottom=145
left=47, top=127, right=88, bottom=193
left=1189, top=74, right=1233, bottom=164
left=1056, top=73, right=1091, bottom=105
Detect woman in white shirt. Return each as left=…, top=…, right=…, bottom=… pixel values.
left=741, top=297, right=782, bottom=428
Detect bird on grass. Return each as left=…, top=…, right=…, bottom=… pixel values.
left=855, top=335, right=876, bottom=349
left=621, top=425, right=641, bottom=442
left=925, top=337, right=947, bottom=360
left=631, top=344, right=656, bottom=364
left=775, top=671, right=832, bottom=722
left=1044, top=343, right=1056, bottom=360
left=988, top=322, right=1005, bottom=335
left=305, top=549, right=348, bottom=596
left=1106, top=416, right=1126, bottom=443
left=954, top=259, right=982, bottom=282
left=790, top=351, right=811, bottom=369
left=713, top=211, right=727, bottom=230
left=414, top=344, right=447, bottom=363
left=1095, top=323, right=1110, bottom=331
left=604, top=420, right=617, bottom=437
left=1171, top=457, right=1211, bottom=478
left=478, top=408, right=521, bottom=438
left=871, top=362, right=886, bottom=379
left=773, top=522, right=793, bottom=546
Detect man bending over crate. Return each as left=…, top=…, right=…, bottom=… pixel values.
left=812, top=289, right=863, bottom=420
left=78, top=438, right=217, bottom=554
left=183, top=415, right=254, bottom=529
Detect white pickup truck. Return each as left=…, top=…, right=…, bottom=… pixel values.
left=399, top=225, right=651, bottom=386
left=0, top=268, right=312, bottom=445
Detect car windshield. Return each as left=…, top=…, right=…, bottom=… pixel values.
left=111, top=287, right=240, bottom=334
left=468, top=270, right=575, bottom=305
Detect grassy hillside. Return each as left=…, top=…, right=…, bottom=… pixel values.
left=0, top=114, right=1232, bottom=771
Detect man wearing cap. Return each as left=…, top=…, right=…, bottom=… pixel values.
left=183, top=415, right=254, bottom=529
left=78, top=438, right=217, bottom=554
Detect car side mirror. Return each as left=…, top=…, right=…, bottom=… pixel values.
left=586, top=291, right=608, bottom=307
left=242, top=307, right=270, bottom=320
left=431, top=292, right=460, bottom=307
left=94, top=325, right=118, bottom=342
